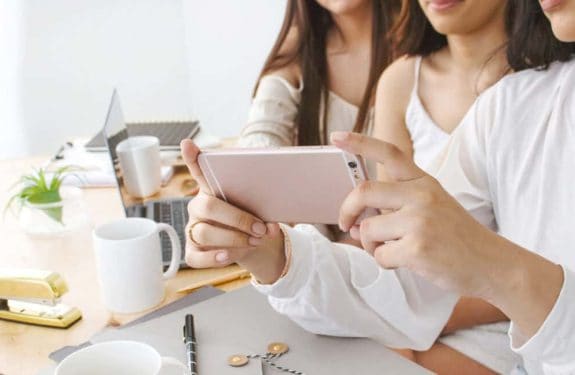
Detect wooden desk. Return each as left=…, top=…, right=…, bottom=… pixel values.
left=0, top=156, right=248, bottom=375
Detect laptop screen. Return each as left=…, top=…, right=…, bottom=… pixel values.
left=101, top=90, right=142, bottom=214
left=103, top=91, right=129, bottom=162
left=101, top=90, right=197, bottom=219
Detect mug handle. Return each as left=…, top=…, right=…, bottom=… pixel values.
left=156, top=223, right=182, bottom=279
left=160, top=356, right=188, bottom=374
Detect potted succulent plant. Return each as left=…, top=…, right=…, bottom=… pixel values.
left=5, top=167, right=87, bottom=236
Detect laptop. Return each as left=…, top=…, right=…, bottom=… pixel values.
left=102, top=90, right=192, bottom=268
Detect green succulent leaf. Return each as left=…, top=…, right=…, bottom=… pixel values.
left=3, top=166, right=75, bottom=224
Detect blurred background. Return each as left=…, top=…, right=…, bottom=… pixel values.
left=0, top=0, right=285, bottom=158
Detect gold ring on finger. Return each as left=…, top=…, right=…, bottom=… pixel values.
left=188, top=220, right=205, bottom=247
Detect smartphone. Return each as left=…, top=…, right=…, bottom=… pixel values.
left=197, top=146, right=373, bottom=224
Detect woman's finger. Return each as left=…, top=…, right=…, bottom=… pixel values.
left=188, top=221, right=261, bottom=249
left=338, top=180, right=412, bottom=232
left=184, top=242, right=251, bottom=268
left=357, top=210, right=407, bottom=254
left=188, top=193, right=267, bottom=237
left=330, top=131, right=425, bottom=181
left=373, top=240, right=408, bottom=270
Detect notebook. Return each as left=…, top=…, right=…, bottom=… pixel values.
left=86, top=286, right=430, bottom=374
left=85, top=121, right=200, bottom=151
left=48, top=286, right=224, bottom=363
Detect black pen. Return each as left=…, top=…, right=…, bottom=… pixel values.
left=183, top=314, right=198, bottom=375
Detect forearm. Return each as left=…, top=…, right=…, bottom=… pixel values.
left=442, top=297, right=508, bottom=335
left=484, top=236, right=563, bottom=339
left=253, top=224, right=458, bottom=350
left=487, top=240, right=575, bottom=372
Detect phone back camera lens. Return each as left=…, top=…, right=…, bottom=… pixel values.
left=348, top=161, right=357, bottom=169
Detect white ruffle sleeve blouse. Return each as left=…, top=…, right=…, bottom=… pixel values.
left=237, top=75, right=373, bottom=148
left=253, top=60, right=575, bottom=374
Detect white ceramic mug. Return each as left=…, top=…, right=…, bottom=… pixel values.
left=55, top=340, right=187, bottom=375
left=116, top=136, right=162, bottom=198
left=92, top=217, right=181, bottom=313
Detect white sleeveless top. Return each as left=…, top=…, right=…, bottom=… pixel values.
left=405, top=57, right=450, bottom=171
left=406, top=57, right=519, bottom=374
left=238, top=75, right=374, bottom=148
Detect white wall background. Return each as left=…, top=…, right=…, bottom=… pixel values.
left=182, top=0, right=285, bottom=139
left=0, top=0, right=285, bottom=159
left=0, top=1, right=27, bottom=158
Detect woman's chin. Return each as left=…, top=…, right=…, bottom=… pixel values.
left=550, top=19, right=575, bottom=42
left=544, top=3, right=575, bottom=42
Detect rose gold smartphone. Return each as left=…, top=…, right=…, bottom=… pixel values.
left=198, top=146, right=373, bottom=224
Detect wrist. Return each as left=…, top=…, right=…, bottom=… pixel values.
left=441, top=297, right=508, bottom=335
left=484, top=236, right=563, bottom=338
left=238, top=230, right=286, bottom=284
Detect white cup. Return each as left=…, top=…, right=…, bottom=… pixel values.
left=92, top=217, right=181, bottom=313
left=116, top=136, right=162, bottom=198
left=55, top=340, right=187, bottom=375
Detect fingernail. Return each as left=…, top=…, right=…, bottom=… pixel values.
left=252, top=222, right=267, bottom=236
left=248, top=236, right=262, bottom=246
left=330, top=131, right=348, bottom=143
left=215, top=251, right=229, bottom=263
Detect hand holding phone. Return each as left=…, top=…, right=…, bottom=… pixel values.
left=180, top=140, right=286, bottom=284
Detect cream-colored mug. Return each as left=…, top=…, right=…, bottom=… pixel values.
left=55, top=340, right=187, bottom=375
left=116, top=136, right=162, bottom=198
left=92, top=217, right=181, bottom=313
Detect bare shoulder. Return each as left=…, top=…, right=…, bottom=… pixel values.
left=376, top=55, right=417, bottom=107
left=265, top=27, right=302, bottom=88
left=373, top=55, right=417, bottom=158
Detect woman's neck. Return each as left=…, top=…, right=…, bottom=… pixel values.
left=443, top=9, right=510, bottom=95
left=445, top=12, right=508, bottom=72
left=329, top=3, right=373, bottom=51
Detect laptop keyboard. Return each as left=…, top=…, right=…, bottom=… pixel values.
left=155, top=199, right=191, bottom=264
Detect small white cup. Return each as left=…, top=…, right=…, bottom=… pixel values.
left=92, top=217, right=181, bottom=313
left=116, top=136, right=162, bottom=198
left=55, top=340, right=187, bottom=375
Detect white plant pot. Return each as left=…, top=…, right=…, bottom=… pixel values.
left=19, top=186, right=89, bottom=237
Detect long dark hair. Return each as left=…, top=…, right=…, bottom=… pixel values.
left=506, top=0, right=575, bottom=70
left=255, top=0, right=398, bottom=145
left=391, top=0, right=446, bottom=57
left=392, top=0, right=574, bottom=71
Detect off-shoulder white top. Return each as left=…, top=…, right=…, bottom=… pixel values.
left=237, top=75, right=374, bottom=148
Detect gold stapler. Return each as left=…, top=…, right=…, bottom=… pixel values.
left=0, top=269, right=82, bottom=328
